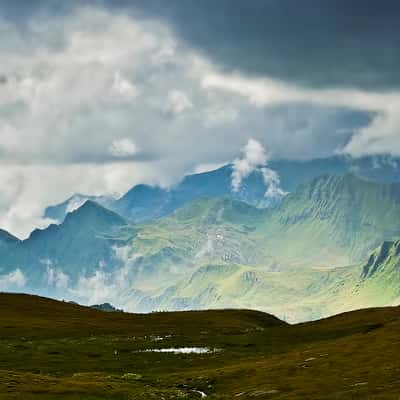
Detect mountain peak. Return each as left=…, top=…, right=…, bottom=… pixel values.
left=66, top=200, right=126, bottom=225
left=0, top=229, right=20, bottom=245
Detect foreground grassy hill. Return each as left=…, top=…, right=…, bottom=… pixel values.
left=0, top=293, right=399, bottom=399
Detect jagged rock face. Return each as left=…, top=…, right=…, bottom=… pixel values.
left=362, top=240, right=400, bottom=278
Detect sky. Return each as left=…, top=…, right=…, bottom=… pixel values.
left=0, top=0, right=399, bottom=237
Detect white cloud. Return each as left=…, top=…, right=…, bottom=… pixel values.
left=47, top=266, right=70, bottom=290
left=0, top=269, right=26, bottom=289
left=261, top=167, right=287, bottom=199
left=111, top=71, right=140, bottom=100
left=192, top=162, right=226, bottom=174
left=231, top=139, right=268, bottom=191
left=68, top=265, right=133, bottom=306
left=202, top=72, right=400, bottom=157
left=231, top=139, right=287, bottom=199
left=109, top=138, right=138, bottom=157
left=65, top=195, right=91, bottom=214
left=0, top=162, right=161, bottom=238
left=0, top=4, right=398, bottom=238
left=164, top=90, right=193, bottom=116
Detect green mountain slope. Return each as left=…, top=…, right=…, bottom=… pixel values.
left=255, top=174, right=400, bottom=266
left=348, top=240, right=400, bottom=308
left=118, top=175, right=400, bottom=320
left=123, top=198, right=267, bottom=289
left=126, top=174, right=400, bottom=286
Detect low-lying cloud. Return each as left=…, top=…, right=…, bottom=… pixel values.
left=232, top=139, right=286, bottom=200
left=231, top=139, right=267, bottom=191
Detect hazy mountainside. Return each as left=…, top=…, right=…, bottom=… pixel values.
left=122, top=174, right=400, bottom=287
left=1, top=172, right=400, bottom=322
left=118, top=198, right=267, bottom=290
left=126, top=263, right=329, bottom=322
left=0, top=230, right=20, bottom=272
left=4, top=201, right=128, bottom=290
left=351, top=240, right=400, bottom=307
left=125, top=239, right=400, bottom=322
left=113, top=174, right=400, bottom=321
left=111, top=165, right=273, bottom=222
left=256, top=174, right=400, bottom=266
left=44, top=193, right=115, bottom=223
left=44, top=155, right=400, bottom=224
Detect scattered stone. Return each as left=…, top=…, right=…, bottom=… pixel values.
left=250, top=390, right=272, bottom=397
left=121, top=373, right=142, bottom=381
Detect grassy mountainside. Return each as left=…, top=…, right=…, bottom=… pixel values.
left=117, top=175, right=400, bottom=319
left=1, top=174, right=399, bottom=322
left=256, top=174, right=400, bottom=266
left=125, top=263, right=331, bottom=322
left=126, top=174, right=400, bottom=282
left=0, top=293, right=400, bottom=399
left=338, top=240, right=400, bottom=310
left=128, top=239, right=400, bottom=322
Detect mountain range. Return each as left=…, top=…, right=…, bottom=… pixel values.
left=44, top=155, right=400, bottom=224
left=1, top=155, right=400, bottom=322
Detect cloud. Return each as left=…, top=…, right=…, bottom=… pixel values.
left=0, top=269, right=26, bottom=289
left=46, top=265, right=69, bottom=289
left=0, top=162, right=162, bottom=238
left=0, top=2, right=398, bottom=238
left=68, top=265, right=133, bottom=306
left=232, top=139, right=287, bottom=200
left=109, top=138, right=138, bottom=158
left=261, top=167, right=287, bottom=199
left=231, top=139, right=268, bottom=191
left=202, top=72, right=400, bottom=158
left=163, top=90, right=193, bottom=116
left=111, top=71, right=140, bottom=100
left=108, top=0, right=400, bottom=91
left=65, top=195, right=92, bottom=214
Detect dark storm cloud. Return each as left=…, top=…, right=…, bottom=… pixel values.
left=2, top=0, right=399, bottom=90
left=129, top=0, right=400, bottom=90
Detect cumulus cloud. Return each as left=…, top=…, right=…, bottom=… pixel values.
left=0, top=269, right=26, bottom=290
left=232, top=139, right=287, bottom=200
left=231, top=139, right=268, bottom=191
